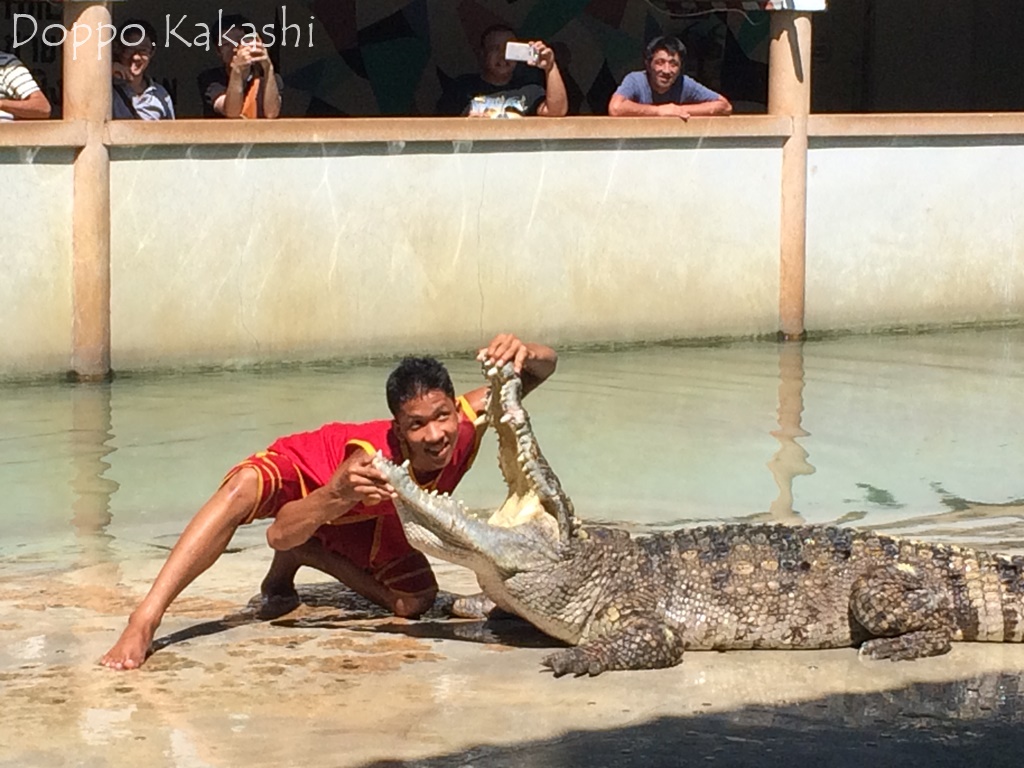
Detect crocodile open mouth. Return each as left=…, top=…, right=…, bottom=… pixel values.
left=480, top=361, right=575, bottom=539
left=371, top=361, right=576, bottom=573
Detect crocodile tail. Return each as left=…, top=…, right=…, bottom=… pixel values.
left=945, top=548, right=1024, bottom=643
left=975, top=551, right=1024, bottom=643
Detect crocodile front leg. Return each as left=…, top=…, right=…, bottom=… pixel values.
left=541, top=617, right=685, bottom=676
left=850, top=564, right=955, bottom=660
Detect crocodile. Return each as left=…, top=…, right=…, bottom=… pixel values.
left=372, top=363, right=1024, bottom=676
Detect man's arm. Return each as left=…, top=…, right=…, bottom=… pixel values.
left=216, top=63, right=248, bottom=118
left=607, top=73, right=688, bottom=118
left=463, top=333, right=558, bottom=413
left=679, top=95, right=732, bottom=116
left=216, top=41, right=282, bottom=118
left=532, top=42, right=568, bottom=118
left=265, top=450, right=394, bottom=550
left=0, top=89, right=51, bottom=119
left=677, top=78, right=732, bottom=116
left=608, top=93, right=690, bottom=119
left=259, top=63, right=282, bottom=119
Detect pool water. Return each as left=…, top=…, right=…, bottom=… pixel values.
left=2, top=327, right=1024, bottom=767
left=3, top=327, right=1023, bottom=569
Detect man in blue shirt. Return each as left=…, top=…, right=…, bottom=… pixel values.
left=609, top=35, right=732, bottom=119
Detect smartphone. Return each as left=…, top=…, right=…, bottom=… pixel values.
left=504, top=41, right=538, bottom=65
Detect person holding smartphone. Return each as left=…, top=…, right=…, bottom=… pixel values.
left=197, top=14, right=282, bottom=119
left=436, top=24, right=568, bottom=118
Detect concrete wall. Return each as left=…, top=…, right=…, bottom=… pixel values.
left=805, top=137, right=1024, bottom=331
left=4, top=134, right=1024, bottom=378
left=0, top=148, right=75, bottom=377
left=107, top=138, right=782, bottom=370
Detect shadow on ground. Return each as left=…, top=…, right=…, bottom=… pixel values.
left=150, top=582, right=561, bottom=655
left=361, top=673, right=1024, bottom=768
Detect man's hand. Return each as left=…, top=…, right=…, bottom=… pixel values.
left=528, top=41, right=556, bottom=73
left=656, top=103, right=691, bottom=121
left=266, top=449, right=396, bottom=550
left=477, top=333, right=559, bottom=386
left=464, top=334, right=558, bottom=412
left=326, top=450, right=396, bottom=512
left=529, top=41, right=568, bottom=117
left=230, top=38, right=270, bottom=76
left=477, top=333, right=534, bottom=374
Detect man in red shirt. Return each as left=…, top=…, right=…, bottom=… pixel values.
left=101, top=333, right=557, bottom=670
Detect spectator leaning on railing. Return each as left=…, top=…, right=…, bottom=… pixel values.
left=608, top=35, right=732, bottom=120
left=112, top=19, right=175, bottom=121
left=0, top=50, right=51, bottom=120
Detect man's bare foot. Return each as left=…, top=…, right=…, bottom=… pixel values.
left=259, top=561, right=301, bottom=620
left=100, top=618, right=156, bottom=670
left=257, top=588, right=301, bottom=620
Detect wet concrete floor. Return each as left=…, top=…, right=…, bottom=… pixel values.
left=3, top=553, right=1024, bottom=768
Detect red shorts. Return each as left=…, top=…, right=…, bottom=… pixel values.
left=222, top=451, right=437, bottom=597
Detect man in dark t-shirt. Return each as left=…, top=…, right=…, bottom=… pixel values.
left=436, top=25, right=568, bottom=118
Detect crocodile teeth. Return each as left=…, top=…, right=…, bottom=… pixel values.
left=473, top=414, right=488, bottom=427
left=487, top=366, right=499, bottom=377
left=499, top=414, right=513, bottom=424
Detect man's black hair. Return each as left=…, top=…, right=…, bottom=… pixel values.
left=478, top=23, right=515, bottom=50
left=386, top=357, right=456, bottom=416
left=115, top=18, right=158, bottom=50
left=644, top=35, right=687, bottom=63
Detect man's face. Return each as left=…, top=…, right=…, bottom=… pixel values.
left=114, top=34, right=154, bottom=78
left=479, top=29, right=515, bottom=84
left=646, top=49, right=682, bottom=94
left=393, top=390, right=461, bottom=474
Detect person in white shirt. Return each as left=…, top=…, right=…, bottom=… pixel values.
left=0, top=50, right=51, bottom=120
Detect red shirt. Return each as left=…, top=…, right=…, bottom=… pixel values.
left=268, top=396, right=483, bottom=568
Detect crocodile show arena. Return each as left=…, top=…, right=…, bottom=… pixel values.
left=5, top=0, right=1024, bottom=763
left=3, top=328, right=1024, bottom=767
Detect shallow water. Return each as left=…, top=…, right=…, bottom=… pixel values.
left=2, top=327, right=1024, bottom=767
left=3, top=327, right=1023, bottom=567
